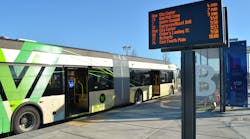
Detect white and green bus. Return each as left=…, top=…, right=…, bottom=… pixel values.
left=0, top=37, right=177, bottom=134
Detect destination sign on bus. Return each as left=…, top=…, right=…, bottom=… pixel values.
left=149, top=0, right=224, bottom=50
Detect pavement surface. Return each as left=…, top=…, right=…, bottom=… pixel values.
left=3, top=92, right=250, bottom=139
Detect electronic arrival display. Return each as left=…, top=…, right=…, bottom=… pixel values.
left=149, top=0, right=224, bottom=50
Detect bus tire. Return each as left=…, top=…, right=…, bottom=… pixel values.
left=135, top=90, right=143, bottom=104
left=12, top=106, right=41, bottom=134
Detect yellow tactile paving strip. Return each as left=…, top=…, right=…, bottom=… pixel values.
left=66, top=120, right=104, bottom=126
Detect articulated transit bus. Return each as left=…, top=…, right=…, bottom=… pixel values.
left=0, top=38, right=177, bottom=134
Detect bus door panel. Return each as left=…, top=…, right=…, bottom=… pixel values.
left=65, top=67, right=89, bottom=117
left=152, top=70, right=160, bottom=96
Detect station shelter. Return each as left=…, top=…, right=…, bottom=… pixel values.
left=195, top=40, right=248, bottom=111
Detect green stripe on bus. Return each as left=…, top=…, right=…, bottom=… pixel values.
left=0, top=48, right=6, bottom=62
left=0, top=49, right=10, bottom=133
left=21, top=41, right=63, bottom=53
left=30, top=67, right=56, bottom=103
left=0, top=41, right=64, bottom=133
left=29, top=43, right=62, bottom=103
left=9, top=100, right=23, bottom=112
left=89, top=69, right=114, bottom=77
left=15, top=41, right=63, bottom=63
left=14, top=41, right=63, bottom=77
left=0, top=65, right=42, bottom=111
left=29, top=98, right=40, bottom=103
left=0, top=98, right=11, bottom=133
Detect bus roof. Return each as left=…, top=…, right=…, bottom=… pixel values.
left=0, top=37, right=173, bottom=64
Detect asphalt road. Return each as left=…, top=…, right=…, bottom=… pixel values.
left=4, top=92, right=250, bottom=139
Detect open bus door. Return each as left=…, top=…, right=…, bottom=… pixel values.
left=152, top=70, right=160, bottom=96
left=65, top=67, right=89, bottom=117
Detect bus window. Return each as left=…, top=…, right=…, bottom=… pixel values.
left=166, top=71, right=174, bottom=83
left=88, top=68, right=114, bottom=92
left=130, top=70, right=151, bottom=86
left=43, top=67, right=63, bottom=96
left=160, top=70, right=174, bottom=83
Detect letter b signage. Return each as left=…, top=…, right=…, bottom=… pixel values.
left=196, top=65, right=216, bottom=96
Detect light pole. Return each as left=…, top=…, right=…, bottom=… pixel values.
left=122, top=45, right=131, bottom=56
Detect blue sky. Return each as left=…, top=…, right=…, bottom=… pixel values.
left=1, top=0, right=249, bottom=68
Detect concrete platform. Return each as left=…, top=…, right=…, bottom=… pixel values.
left=4, top=92, right=250, bottom=139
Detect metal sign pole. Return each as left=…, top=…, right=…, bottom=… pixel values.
left=220, top=47, right=226, bottom=112
left=181, top=49, right=196, bottom=139
left=220, top=7, right=228, bottom=112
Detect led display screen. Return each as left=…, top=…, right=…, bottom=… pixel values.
left=149, top=0, right=224, bottom=50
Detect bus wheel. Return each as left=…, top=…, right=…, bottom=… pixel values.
left=13, top=106, right=41, bottom=134
left=135, top=91, right=143, bottom=104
